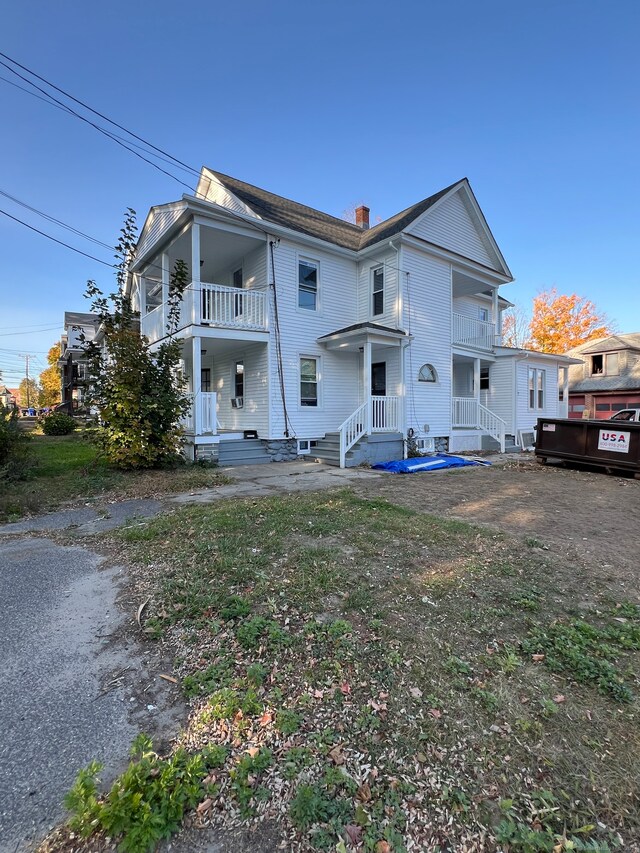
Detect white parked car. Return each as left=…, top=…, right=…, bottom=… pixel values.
left=609, top=409, right=640, bottom=422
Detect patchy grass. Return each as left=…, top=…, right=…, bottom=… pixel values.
left=0, top=432, right=230, bottom=520
left=49, top=489, right=639, bottom=852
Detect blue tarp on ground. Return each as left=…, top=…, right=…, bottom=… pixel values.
left=372, top=454, right=491, bottom=473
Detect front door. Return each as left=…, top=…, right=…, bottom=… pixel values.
left=371, top=362, right=387, bottom=429
left=371, top=362, right=386, bottom=396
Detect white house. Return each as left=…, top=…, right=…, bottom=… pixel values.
left=128, top=168, right=576, bottom=466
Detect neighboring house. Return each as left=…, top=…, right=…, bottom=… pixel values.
left=566, top=333, right=640, bottom=419
left=0, top=386, right=18, bottom=408
left=128, top=168, right=576, bottom=466
left=58, top=312, right=99, bottom=410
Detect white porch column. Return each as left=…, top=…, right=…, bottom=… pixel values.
left=192, top=336, right=201, bottom=435
left=161, top=253, right=170, bottom=333
left=191, top=223, right=201, bottom=324
left=473, top=357, right=481, bottom=402
left=363, top=340, right=372, bottom=434
left=492, top=287, right=500, bottom=344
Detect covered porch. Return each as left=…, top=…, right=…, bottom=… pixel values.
left=318, top=323, right=410, bottom=467
left=451, top=353, right=506, bottom=452
left=178, top=333, right=269, bottom=439
left=134, top=217, right=268, bottom=345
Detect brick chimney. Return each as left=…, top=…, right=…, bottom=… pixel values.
left=355, top=205, right=370, bottom=230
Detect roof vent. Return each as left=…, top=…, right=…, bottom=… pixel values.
left=355, top=205, right=370, bottom=230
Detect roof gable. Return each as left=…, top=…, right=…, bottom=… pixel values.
left=569, top=333, right=640, bottom=355
left=404, top=181, right=510, bottom=275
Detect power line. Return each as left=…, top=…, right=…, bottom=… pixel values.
left=0, top=189, right=114, bottom=251
left=0, top=51, right=200, bottom=178
left=0, top=56, right=196, bottom=193
left=0, top=208, right=114, bottom=267
left=0, top=73, right=199, bottom=177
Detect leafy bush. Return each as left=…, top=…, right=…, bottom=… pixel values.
left=42, top=412, right=76, bottom=436
left=0, top=404, right=33, bottom=481
left=82, top=211, right=190, bottom=469
left=64, top=734, right=220, bottom=852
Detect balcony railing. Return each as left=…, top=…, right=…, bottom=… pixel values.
left=452, top=313, right=495, bottom=350
left=181, top=391, right=217, bottom=436
left=143, top=282, right=268, bottom=343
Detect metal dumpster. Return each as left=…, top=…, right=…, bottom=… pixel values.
left=535, top=417, right=640, bottom=475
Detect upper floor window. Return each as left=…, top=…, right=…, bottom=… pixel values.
left=298, top=260, right=318, bottom=311
left=372, top=267, right=384, bottom=316
left=591, top=352, right=619, bottom=376
left=528, top=367, right=545, bottom=410
left=478, top=307, right=489, bottom=323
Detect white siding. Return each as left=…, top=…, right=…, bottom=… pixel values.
left=407, top=191, right=495, bottom=268
left=453, top=295, right=492, bottom=320
left=516, top=358, right=560, bottom=434
left=453, top=362, right=473, bottom=396
left=268, top=238, right=360, bottom=438
left=137, top=203, right=185, bottom=260
left=200, top=173, right=257, bottom=217
left=211, top=344, right=269, bottom=435
left=402, top=246, right=452, bottom=438
left=484, top=358, right=515, bottom=433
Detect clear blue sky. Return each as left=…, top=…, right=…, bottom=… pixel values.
left=1, top=0, right=639, bottom=386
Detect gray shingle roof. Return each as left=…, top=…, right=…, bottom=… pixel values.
left=207, top=170, right=464, bottom=252
left=567, top=333, right=640, bottom=356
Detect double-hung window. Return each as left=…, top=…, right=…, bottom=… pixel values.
left=298, top=259, right=318, bottom=310
left=300, top=357, right=318, bottom=407
left=372, top=266, right=384, bottom=316
left=528, top=367, right=545, bottom=410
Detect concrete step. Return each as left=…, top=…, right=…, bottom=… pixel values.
left=217, top=438, right=271, bottom=466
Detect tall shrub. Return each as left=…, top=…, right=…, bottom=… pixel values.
left=82, top=210, right=190, bottom=469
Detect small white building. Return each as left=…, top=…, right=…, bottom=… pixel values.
left=128, top=169, right=575, bottom=466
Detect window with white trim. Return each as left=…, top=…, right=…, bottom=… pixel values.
left=528, top=367, right=545, bottom=410
left=372, top=266, right=384, bottom=316
left=478, top=307, right=489, bottom=322
left=298, top=259, right=318, bottom=311
left=300, top=357, right=319, bottom=407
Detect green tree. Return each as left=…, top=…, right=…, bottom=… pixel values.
left=39, top=343, right=62, bottom=407
left=83, top=210, right=190, bottom=469
left=18, top=378, right=41, bottom=409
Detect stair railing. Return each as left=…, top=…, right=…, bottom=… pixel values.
left=338, top=402, right=368, bottom=469
left=478, top=403, right=506, bottom=453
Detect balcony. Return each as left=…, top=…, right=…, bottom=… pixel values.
left=452, top=313, right=495, bottom=351
left=142, top=282, right=268, bottom=343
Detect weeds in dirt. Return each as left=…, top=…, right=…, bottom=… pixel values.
left=54, top=489, right=638, bottom=852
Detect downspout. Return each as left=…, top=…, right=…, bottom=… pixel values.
left=513, top=351, right=530, bottom=444
left=389, top=240, right=401, bottom=329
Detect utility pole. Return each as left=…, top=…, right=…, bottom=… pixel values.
left=18, top=354, right=35, bottom=408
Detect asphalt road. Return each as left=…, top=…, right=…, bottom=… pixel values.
left=0, top=538, right=136, bottom=852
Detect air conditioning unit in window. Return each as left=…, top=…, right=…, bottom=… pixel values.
left=231, top=397, right=244, bottom=409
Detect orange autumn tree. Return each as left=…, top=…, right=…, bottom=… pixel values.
left=526, top=288, right=613, bottom=353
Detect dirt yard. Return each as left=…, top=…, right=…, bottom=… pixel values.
left=353, top=457, right=640, bottom=589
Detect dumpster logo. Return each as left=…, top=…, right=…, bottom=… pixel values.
left=597, top=429, right=631, bottom=453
